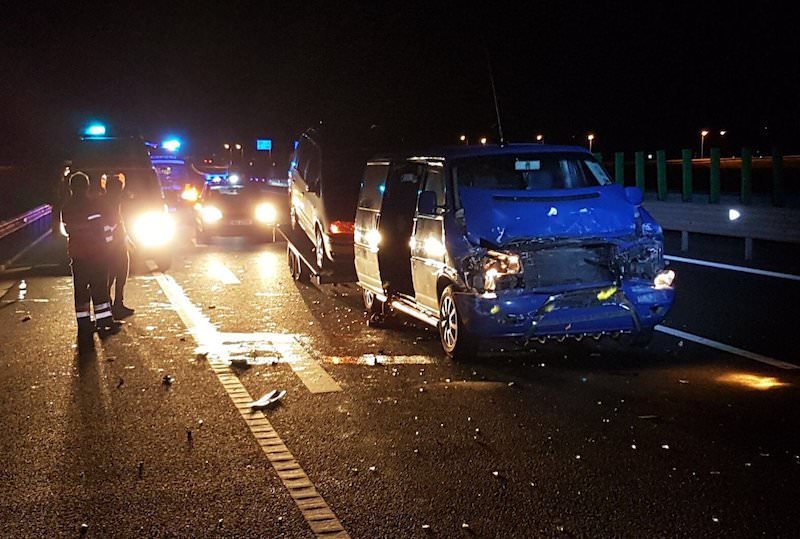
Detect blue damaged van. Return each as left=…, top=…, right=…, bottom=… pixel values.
left=354, top=144, right=676, bottom=360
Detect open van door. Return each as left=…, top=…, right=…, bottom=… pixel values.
left=354, top=161, right=390, bottom=296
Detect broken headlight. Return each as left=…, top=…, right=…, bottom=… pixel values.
left=470, top=250, right=523, bottom=292
left=615, top=239, right=664, bottom=281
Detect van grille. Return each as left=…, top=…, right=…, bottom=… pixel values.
left=521, top=245, right=615, bottom=289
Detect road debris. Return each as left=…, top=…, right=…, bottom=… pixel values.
left=661, top=444, right=670, bottom=450
left=80, top=523, right=89, bottom=535
left=249, top=389, right=286, bottom=409
left=678, top=379, right=690, bottom=384
left=116, top=377, right=124, bottom=389
left=187, top=429, right=193, bottom=443
left=137, top=462, right=144, bottom=479
left=369, top=466, right=377, bottom=472
left=162, top=375, right=175, bottom=387
left=637, top=415, right=659, bottom=420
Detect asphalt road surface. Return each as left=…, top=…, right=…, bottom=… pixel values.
left=1, top=224, right=799, bottom=538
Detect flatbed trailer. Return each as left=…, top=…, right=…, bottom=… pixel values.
left=278, top=226, right=357, bottom=287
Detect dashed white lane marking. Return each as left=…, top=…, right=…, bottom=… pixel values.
left=208, top=259, right=241, bottom=284
left=655, top=325, right=800, bottom=370
left=665, top=255, right=800, bottom=282
left=147, top=262, right=349, bottom=538
left=326, top=354, right=435, bottom=365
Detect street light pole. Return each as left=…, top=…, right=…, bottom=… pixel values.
left=588, top=134, right=595, bottom=152
left=700, top=130, right=709, bottom=158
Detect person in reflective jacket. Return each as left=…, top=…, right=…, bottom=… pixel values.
left=104, top=174, right=134, bottom=318
left=61, top=172, right=119, bottom=343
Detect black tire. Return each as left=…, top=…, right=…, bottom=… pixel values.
left=288, top=249, right=305, bottom=281
left=362, top=288, right=383, bottom=316
left=314, top=227, right=326, bottom=270
left=438, top=285, right=476, bottom=361
left=627, top=328, right=654, bottom=347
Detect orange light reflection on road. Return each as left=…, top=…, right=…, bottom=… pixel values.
left=717, top=373, right=790, bottom=390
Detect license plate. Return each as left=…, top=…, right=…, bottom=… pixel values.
left=230, top=219, right=252, bottom=226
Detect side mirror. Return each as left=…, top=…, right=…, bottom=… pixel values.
left=624, top=186, right=643, bottom=206
left=417, top=190, right=438, bottom=215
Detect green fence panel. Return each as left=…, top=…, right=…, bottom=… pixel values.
left=657, top=150, right=667, bottom=201
left=709, top=147, right=720, bottom=204
left=772, top=150, right=785, bottom=207
left=634, top=151, right=645, bottom=191
left=681, top=149, right=692, bottom=202
left=740, top=148, right=752, bottom=205
left=615, top=152, right=625, bottom=185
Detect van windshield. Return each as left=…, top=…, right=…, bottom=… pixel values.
left=452, top=152, right=611, bottom=194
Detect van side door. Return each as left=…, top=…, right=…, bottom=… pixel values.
left=410, top=163, right=446, bottom=310
left=354, top=161, right=390, bottom=296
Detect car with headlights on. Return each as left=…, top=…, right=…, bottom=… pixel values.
left=62, top=134, right=176, bottom=271
left=354, top=144, right=676, bottom=360
left=194, top=177, right=285, bottom=243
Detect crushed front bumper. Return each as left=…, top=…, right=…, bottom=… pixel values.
left=455, top=280, right=674, bottom=342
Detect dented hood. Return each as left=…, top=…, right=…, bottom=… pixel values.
left=459, top=185, right=636, bottom=246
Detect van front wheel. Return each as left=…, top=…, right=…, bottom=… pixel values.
left=315, top=227, right=326, bottom=269
left=439, top=286, right=475, bottom=361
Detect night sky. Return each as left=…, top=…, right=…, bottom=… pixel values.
left=1, top=2, right=797, bottom=163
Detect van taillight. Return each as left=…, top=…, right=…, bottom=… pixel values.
left=329, top=221, right=355, bottom=235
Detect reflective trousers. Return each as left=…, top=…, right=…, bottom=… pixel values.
left=71, top=257, right=112, bottom=330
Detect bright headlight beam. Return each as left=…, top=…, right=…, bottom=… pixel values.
left=201, top=206, right=223, bottom=223
left=255, top=202, right=277, bottom=223
left=132, top=211, right=175, bottom=247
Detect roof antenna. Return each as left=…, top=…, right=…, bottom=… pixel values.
left=483, top=37, right=505, bottom=146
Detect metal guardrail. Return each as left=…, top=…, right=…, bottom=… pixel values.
left=0, top=204, right=53, bottom=270
left=644, top=200, right=800, bottom=259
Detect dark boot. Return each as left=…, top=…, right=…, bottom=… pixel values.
left=112, top=303, right=135, bottom=318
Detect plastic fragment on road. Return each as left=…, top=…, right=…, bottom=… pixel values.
left=369, top=466, right=377, bottom=472
left=678, top=379, right=689, bottom=384
left=462, top=523, right=470, bottom=529
left=661, top=444, right=670, bottom=450
left=249, top=389, right=286, bottom=409
left=80, top=523, right=89, bottom=535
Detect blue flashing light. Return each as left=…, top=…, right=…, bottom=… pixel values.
left=162, top=138, right=182, bottom=152
left=293, top=140, right=299, bottom=150
left=84, top=123, right=107, bottom=136
left=256, top=139, right=272, bottom=151
left=378, top=184, right=386, bottom=194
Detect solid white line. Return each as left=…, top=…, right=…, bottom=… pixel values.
left=208, top=260, right=241, bottom=284
left=665, top=255, right=800, bottom=282
left=655, top=325, right=800, bottom=370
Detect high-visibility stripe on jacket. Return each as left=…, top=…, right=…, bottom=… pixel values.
left=61, top=196, right=108, bottom=259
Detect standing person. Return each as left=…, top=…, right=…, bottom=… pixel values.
left=105, top=173, right=134, bottom=318
left=61, top=172, right=118, bottom=344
